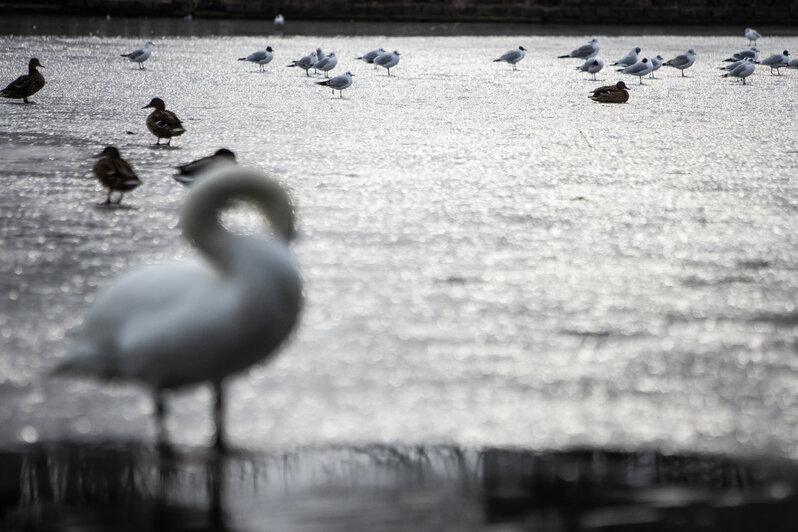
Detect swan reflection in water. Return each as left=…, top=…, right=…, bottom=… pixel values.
left=53, top=166, right=302, bottom=451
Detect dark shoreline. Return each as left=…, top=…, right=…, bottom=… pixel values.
left=3, top=441, right=798, bottom=531
left=2, top=1, right=797, bottom=26
left=3, top=14, right=798, bottom=38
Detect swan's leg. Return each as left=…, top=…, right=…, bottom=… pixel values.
left=154, top=390, right=168, bottom=447
left=212, top=381, right=226, bottom=452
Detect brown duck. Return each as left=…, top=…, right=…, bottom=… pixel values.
left=93, top=146, right=142, bottom=204
left=142, top=97, right=185, bottom=145
left=1, top=58, right=45, bottom=104
left=589, top=81, right=630, bottom=103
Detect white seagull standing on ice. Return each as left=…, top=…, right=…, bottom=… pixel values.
left=493, top=46, right=526, bottom=70
left=121, top=40, right=153, bottom=69
left=313, top=52, right=338, bottom=77
left=745, top=28, right=761, bottom=45
left=374, top=50, right=401, bottom=76
left=612, top=47, right=641, bottom=67
left=760, top=50, right=790, bottom=74
left=53, top=166, right=302, bottom=451
left=274, top=13, right=284, bottom=26
left=239, top=46, right=274, bottom=71
left=357, top=48, right=385, bottom=63
left=576, top=57, right=604, bottom=80
left=724, top=47, right=759, bottom=62
left=287, top=51, right=317, bottom=76
left=617, top=57, right=653, bottom=84
left=649, top=55, right=664, bottom=78
left=664, top=49, right=697, bottom=76
left=558, top=38, right=599, bottom=59
left=722, top=57, right=755, bottom=84
left=316, top=71, right=354, bottom=97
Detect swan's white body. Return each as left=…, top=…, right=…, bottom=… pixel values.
left=55, top=167, right=302, bottom=447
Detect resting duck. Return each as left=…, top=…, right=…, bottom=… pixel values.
left=590, top=81, right=629, bottom=97
left=173, top=148, right=237, bottom=185
left=142, top=97, right=185, bottom=145
left=589, top=81, right=629, bottom=104
left=1, top=58, right=45, bottom=104
left=93, top=146, right=142, bottom=204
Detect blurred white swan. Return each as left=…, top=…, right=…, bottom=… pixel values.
left=53, top=166, right=302, bottom=450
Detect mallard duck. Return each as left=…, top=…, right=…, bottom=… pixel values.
left=590, top=85, right=629, bottom=104
left=142, top=97, right=185, bottom=145
left=1, top=58, right=45, bottom=104
left=590, top=81, right=629, bottom=97
left=93, top=146, right=142, bottom=204
left=173, top=148, right=237, bottom=185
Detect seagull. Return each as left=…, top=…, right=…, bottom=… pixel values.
left=53, top=166, right=302, bottom=451
left=142, top=97, right=185, bottom=145
left=558, top=38, right=599, bottom=59
left=93, top=146, right=142, bottom=204
left=312, top=48, right=326, bottom=73
left=493, top=46, right=526, bottom=70
left=239, top=47, right=274, bottom=72
left=722, top=57, right=755, bottom=84
left=1, top=57, right=45, bottom=104
left=173, top=149, right=237, bottom=185
left=274, top=13, right=284, bottom=25
left=374, top=50, right=401, bottom=76
left=121, top=40, right=153, bottom=69
left=720, top=58, right=748, bottom=72
left=576, top=57, right=604, bottom=80
left=611, top=47, right=641, bottom=67
left=664, top=49, right=696, bottom=76
left=724, top=47, right=759, bottom=62
left=760, top=50, right=790, bottom=74
left=315, top=71, right=354, bottom=98
left=616, top=57, right=653, bottom=84
left=287, top=51, right=317, bottom=76
left=745, top=28, right=761, bottom=45
left=649, top=55, right=664, bottom=78
left=313, top=52, right=337, bottom=77
left=357, top=48, right=385, bottom=63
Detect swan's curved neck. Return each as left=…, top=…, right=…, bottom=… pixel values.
left=180, top=167, right=296, bottom=270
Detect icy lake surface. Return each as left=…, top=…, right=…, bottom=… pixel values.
left=1, top=23, right=798, bottom=458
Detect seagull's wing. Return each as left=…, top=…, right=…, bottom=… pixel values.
left=666, top=55, right=689, bottom=67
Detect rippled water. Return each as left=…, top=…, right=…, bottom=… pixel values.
left=1, top=23, right=798, bottom=460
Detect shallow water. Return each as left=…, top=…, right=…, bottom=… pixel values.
left=1, top=22, right=798, bottom=462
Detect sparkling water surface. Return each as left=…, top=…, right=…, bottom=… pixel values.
left=1, top=23, right=798, bottom=458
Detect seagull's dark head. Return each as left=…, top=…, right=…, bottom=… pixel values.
left=784, top=50, right=790, bottom=56
left=642, top=58, right=649, bottom=63
left=519, top=46, right=527, bottom=51
left=592, top=60, right=599, bottom=66
left=266, top=46, right=274, bottom=52
left=634, top=47, right=641, bottom=54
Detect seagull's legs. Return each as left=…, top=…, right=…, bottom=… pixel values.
left=681, top=70, right=685, bottom=77
left=212, top=381, right=226, bottom=452
left=513, top=64, right=517, bottom=71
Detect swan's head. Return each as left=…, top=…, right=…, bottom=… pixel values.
left=143, top=97, right=166, bottom=110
